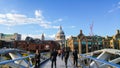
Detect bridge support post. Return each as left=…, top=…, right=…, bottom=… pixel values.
left=8, top=52, right=28, bottom=67
left=90, top=51, right=110, bottom=68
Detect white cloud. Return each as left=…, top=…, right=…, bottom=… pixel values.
left=22, top=34, right=55, bottom=40
left=108, top=9, right=114, bottom=13
left=22, top=34, right=41, bottom=40
left=7, top=27, right=11, bottom=30
left=118, top=6, right=120, bottom=9
left=0, top=14, right=6, bottom=18
left=22, top=33, right=72, bottom=40
left=71, top=26, right=76, bottom=28
left=118, top=2, right=120, bottom=5
left=54, top=18, right=63, bottom=23
left=108, top=1, right=120, bottom=13
left=58, top=18, right=63, bottom=22
left=66, top=35, right=71, bottom=39
left=51, top=26, right=59, bottom=29
left=48, top=34, right=55, bottom=39
left=21, top=34, right=27, bottom=40
left=11, top=10, right=18, bottom=13
left=0, top=10, right=60, bottom=29
left=35, top=10, right=43, bottom=18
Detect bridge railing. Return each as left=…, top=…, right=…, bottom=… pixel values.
left=0, top=55, right=34, bottom=65
left=79, top=54, right=120, bottom=68
left=0, top=52, right=50, bottom=68
left=0, top=54, right=34, bottom=68
left=0, top=48, right=27, bottom=54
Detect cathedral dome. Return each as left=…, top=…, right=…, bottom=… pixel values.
left=55, top=26, right=65, bottom=40
left=57, top=28, right=64, bottom=34
left=57, top=26, right=64, bottom=35
left=55, top=26, right=66, bottom=48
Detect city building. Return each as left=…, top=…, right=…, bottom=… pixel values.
left=55, top=26, right=66, bottom=49
left=103, top=30, right=120, bottom=49
left=67, top=36, right=78, bottom=51
left=0, top=40, right=14, bottom=48
left=67, top=30, right=103, bottom=54
left=14, top=40, right=60, bottom=52
left=14, top=36, right=60, bottom=52
left=0, top=33, right=21, bottom=41
left=67, top=30, right=120, bottom=54
left=41, top=33, right=45, bottom=41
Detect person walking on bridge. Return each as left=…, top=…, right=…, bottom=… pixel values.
left=61, top=49, right=65, bottom=60
left=64, top=49, right=69, bottom=68
left=73, top=49, right=78, bottom=67
left=35, top=49, right=41, bottom=68
left=50, top=49, right=58, bottom=68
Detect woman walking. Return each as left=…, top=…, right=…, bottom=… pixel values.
left=35, top=49, right=40, bottom=68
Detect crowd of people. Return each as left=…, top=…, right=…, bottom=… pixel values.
left=50, top=48, right=78, bottom=68
left=34, top=48, right=79, bottom=68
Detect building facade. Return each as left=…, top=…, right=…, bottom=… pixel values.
left=103, top=30, right=120, bottom=49
left=14, top=40, right=60, bottom=52
left=41, top=33, right=45, bottom=41
left=55, top=26, right=66, bottom=49
left=14, top=35, right=60, bottom=52
left=67, top=30, right=120, bottom=54
left=0, top=33, right=21, bottom=41
left=67, top=36, right=78, bottom=51
left=67, top=30, right=103, bottom=54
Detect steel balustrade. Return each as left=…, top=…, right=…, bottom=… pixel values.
left=0, top=55, right=34, bottom=65
left=80, top=54, right=120, bottom=68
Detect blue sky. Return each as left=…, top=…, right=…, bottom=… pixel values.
left=0, top=0, right=120, bottom=40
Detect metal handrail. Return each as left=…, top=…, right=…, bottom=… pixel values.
left=80, top=54, right=120, bottom=68
left=0, top=55, right=34, bottom=65
left=0, top=48, right=27, bottom=54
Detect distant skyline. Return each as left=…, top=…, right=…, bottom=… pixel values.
left=0, top=0, right=120, bottom=40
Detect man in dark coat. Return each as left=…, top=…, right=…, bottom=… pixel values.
left=64, top=49, right=69, bottom=67
left=73, top=49, right=78, bottom=67
left=61, top=49, right=65, bottom=60
left=50, top=49, right=58, bottom=68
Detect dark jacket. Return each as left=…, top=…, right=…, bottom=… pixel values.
left=65, top=51, right=69, bottom=59
left=50, top=50, right=58, bottom=61
left=73, top=50, right=78, bottom=59
left=35, top=53, right=40, bottom=62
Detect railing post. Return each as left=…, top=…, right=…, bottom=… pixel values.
left=27, top=60, right=30, bottom=68
left=18, top=60, right=23, bottom=68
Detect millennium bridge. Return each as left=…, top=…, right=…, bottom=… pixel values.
left=0, top=48, right=120, bottom=68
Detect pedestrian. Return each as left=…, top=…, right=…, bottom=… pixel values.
left=50, top=49, right=58, bottom=68
left=73, top=49, right=78, bottom=67
left=61, top=49, right=65, bottom=60
left=34, top=49, right=40, bottom=68
left=58, top=49, right=61, bottom=57
left=64, top=49, right=69, bottom=68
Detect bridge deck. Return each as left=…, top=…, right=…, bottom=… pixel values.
left=41, top=56, right=78, bottom=68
